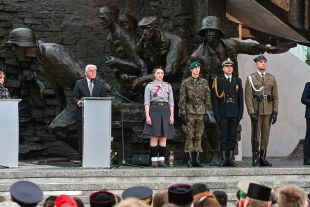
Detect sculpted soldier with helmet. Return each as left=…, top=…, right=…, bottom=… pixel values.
left=6, top=28, right=85, bottom=108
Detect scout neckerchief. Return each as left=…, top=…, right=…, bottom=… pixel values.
left=153, top=83, right=161, bottom=97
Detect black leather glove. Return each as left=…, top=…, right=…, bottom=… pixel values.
left=271, top=112, right=278, bottom=125
left=250, top=113, right=258, bottom=121
left=180, top=114, right=189, bottom=125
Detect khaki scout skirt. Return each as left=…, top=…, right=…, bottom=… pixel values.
left=143, top=104, right=175, bottom=137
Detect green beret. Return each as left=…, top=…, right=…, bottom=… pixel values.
left=189, top=61, right=200, bottom=69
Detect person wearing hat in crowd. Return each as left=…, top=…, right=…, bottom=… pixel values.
left=245, top=55, right=278, bottom=167
left=211, top=58, right=243, bottom=167
left=89, top=190, right=117, bottom=207
left=278, top=185, right=305, bottom=207
left=213, top=190, right=228, bottom=207
left=192, top=191, right=221, bottom=207
left=179, top=61, right=211, bottom=167
left=9, top=181, right=43, bottom=207
left=192, top=183, right=210, bottom=196
left=244, top=183, right=271, bottom=207
left=55, top=195, right=78, bottom=207
left=122, top=186, right=153, bottom=206
left=237, top=180, right=260, bottom=207
left=189, top=16, right=278, bottom=166
left=0, top=71, right=10, bottom=99
left=143, top=66, right=175, bottom=167
left=168, top=184, right=193, bottom=207
left=132, top=16, right=189, bottom=90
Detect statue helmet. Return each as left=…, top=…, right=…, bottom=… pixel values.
left=6, top=28, right=37, bottom=47
left=98, top=5, right=120, bottom=21
left=198, top=16, right=224, bottom=37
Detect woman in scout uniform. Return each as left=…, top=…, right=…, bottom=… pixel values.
left=211, top=58, right=243, bottom=167
left=143, top=66, right=175, bottom=167
left=0, top=71, right=10, bottom=99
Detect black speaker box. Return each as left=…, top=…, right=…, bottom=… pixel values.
left=132, top=154, right=150, bottom=165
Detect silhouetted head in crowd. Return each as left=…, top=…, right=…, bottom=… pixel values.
left=153, top=190, right=169, bottom=207
left=74, top=197, right=85, bottom=207
left=192, top=183, right=209, bottom=196
left=55, top=195, right=78, bottom=207
left=278, top=185, right=305, bottom=207
left=192, top=191, right=221, bottom=207
left=213, top=191, right=227, bottom=207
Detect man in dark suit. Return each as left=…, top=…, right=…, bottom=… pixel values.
left=211, top=58, right=243, bottom=167
left=301, top=82, right=310, bottom=165
left=72, top=64, right=106, bottom=155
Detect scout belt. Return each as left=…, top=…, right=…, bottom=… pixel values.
left=151, top=101, right=168, bottom=106
left=253, top=95, right=274, bottom=102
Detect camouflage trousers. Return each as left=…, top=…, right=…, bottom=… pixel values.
left=183, top=114, right=205, bottom=152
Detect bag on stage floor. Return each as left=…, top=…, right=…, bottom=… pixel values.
left=132, top=154, right=150, bottom=165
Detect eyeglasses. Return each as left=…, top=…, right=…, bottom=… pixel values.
left=88, top=70, right=97, bottom=73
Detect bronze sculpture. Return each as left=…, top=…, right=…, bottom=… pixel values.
left=6, top=28, right=85, bottom=109
left=132, top=16, right=189, bottom=89
left=99, top=6, right=146, bottom=97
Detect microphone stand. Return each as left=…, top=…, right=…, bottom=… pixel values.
left=91, top=79, right=142, bottom=168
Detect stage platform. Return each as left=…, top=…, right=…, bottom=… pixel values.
left=0, top=157, right=309, bottom=207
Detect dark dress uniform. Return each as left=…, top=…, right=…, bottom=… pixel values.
left=211, top=75, right=243, bottom=166
left=301, top=82, right=310, bottom=165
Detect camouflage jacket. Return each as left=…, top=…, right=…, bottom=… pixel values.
left=179, top=76, right=211, bottom=115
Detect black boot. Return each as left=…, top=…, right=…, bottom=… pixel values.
left=227, top=150, right=236, bottom=167
left=209, top=150, right=220, bottom=166
left=219, top=151, right=226, bottom=167
left=187, top=152, right=193, bottom=167
left=252, top=152, right=259, bottom=166
left=259, top=150, right=272, bottom=167
left=193, top=152, right=204, bottom=167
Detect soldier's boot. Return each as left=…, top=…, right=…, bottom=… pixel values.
left=252, top=152, right=259, bottom=166
left=209, top=150, right=220, bottom=166
left=227, top=150, right=236, bottom=167
left=259, top=150, right=272, bottom=167
left=192, top=152, right=204, bottom=167
left=219, top=151, right=226, bottom=167
left=187, top=152, right=193, bottom=167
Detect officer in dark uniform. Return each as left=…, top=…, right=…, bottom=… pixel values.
left=211, top=58, right=243, bottom=167
left=10, top=181, right=43, bottom=207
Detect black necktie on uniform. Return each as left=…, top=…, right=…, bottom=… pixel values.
left=228, top=77, right=231, bottom=83
left=261, top=73, right=264, bottom=79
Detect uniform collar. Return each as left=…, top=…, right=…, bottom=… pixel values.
left=256, top=70, right=265, bottom=78
left=191, top=76, right=200, bottom=82
left=224, top=74, right=232, bottom=79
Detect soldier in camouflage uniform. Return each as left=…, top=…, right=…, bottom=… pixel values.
left=0, top=71, right=10, bottom=99
left=179, top=61, right=211, bottom=167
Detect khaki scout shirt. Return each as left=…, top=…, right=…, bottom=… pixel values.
left=245, top=71, right=278, bottom=115
left=144, top=81, right=174, bottom=106
left=179, top=76, right=211, bottom=115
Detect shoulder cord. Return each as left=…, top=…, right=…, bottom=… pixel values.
left=248, top=75, right=264, bottom=92
left=214, top=76, right=225, bottom=99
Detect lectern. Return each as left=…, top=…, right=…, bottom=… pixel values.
left=82, top=97, right=113, bottom=168
left=0, top=99, right=21, bottom=168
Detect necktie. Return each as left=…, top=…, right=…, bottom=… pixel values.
left=261, top=73, right=264, bottom=79
left=228, top=77, right=231, bottom=83
left=89, top=81, right=93, bottom=96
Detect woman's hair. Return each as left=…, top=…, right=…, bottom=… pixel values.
left=152, top=67, right=164, bottom=75
left=115, top=198, right=148, bottom=207
left=278, top=185, right=305, bottom=207
left=0, top=71, right=4, bottom=78
left=153, top=190, right=169, bottom=207
left=193, top=191, right=221, bottom=207
left=73, top=197, right=85, bottom=207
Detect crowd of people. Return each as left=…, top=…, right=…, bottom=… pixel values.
left=0, top=180, right=308, bottom=207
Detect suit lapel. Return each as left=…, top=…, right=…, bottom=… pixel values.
left=83, top=78, right=91, bottom=97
